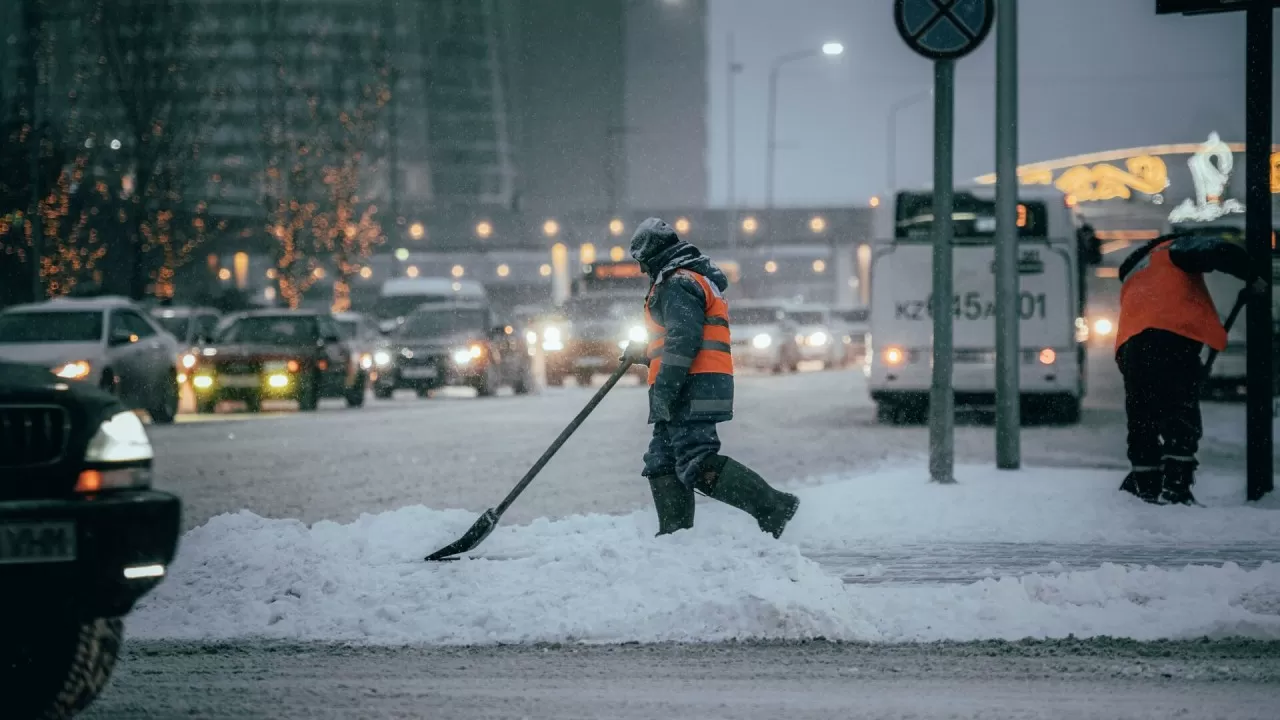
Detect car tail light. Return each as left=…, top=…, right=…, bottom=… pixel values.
left=883, top=346, right=906, bottom=366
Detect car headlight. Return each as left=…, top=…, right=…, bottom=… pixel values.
left=542, top=325, right=564, bottom=352
left=85, top=411, right=154, bottom=464
left=453, top=344, right=484, bottom=365
left=52, top=360, right=92, bottom=380
left=1093, top=317, right=1113, bottom=337
left=374, top=350, right=392, bottom=367
left=808, top=331, right=828, bottom=346
left=181, top=352, right=197, bottom=369
left=193, top=374, right=215, bottom=390
left=627, top=325, right=647, bottom=344
left=360, top=353, right=373, bottom=370
left=752, top=333, right=772, bottom=349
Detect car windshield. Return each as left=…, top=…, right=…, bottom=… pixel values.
left=398, top=309, right=488, bottom=338
left=218, top=316, right=318, bottom=345
left=0, top=311, right=104, bottom=343
left=154, top=316, right=190, bottom=339
left=790, top=311, right=825, bottom=325
left=375, top=295, right=452, bottom=320
left=734, top=307, right=784, bottom=325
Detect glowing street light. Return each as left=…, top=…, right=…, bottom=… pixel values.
left=475, top=220, right=493, bottom=239
left=409, top=222, right=425, bottom=240
left=543, top=219, right=560, bottom=237
left=359, top=266, right=373, bottom=279
left=539, top=263, right=552, bottom=277
left=496, top=264, right=510, bottom=278
left=610, top=246, right=625, bottom=262
left=812, top=259, right=826, bottom=273
left=822, top=42, right=844, bottom=56
left=674, top=217, right=691, bottom=234
left=764, top=260, right=778, bottom=274
left=451, top=264, right=465, bottom=278
left=809, top=216, right=827, bottom=233
left=741, top=216, right=758, bottom=234
left=609, top=218, right=625, bottom=236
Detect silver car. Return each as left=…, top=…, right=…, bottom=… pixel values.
left=0, top=297, right=181, bottom=423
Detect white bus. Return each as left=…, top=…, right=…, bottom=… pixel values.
left=866, top=188, right=1085, bottom=425
left=1165, top=216, right=1280, bottom=400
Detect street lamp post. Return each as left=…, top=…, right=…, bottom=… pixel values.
left=765, top=41, right=843, bottom=238
left=726, top=32, right=743, bottom=252
left=886, top=90, right=931, bottom=193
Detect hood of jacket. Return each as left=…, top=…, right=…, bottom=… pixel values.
left=629, top=217, right=729, bottom=291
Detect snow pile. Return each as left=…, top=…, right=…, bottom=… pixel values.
left=131, top=464, right=1280, bottom=645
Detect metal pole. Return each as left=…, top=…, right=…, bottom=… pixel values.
left=929, top=59, right=956, bottom=485
left=727, top=32, right=738, bottom=252
left=25, top=0, right=42, bottom=302
left=765, top=62, right=780, bottom=235
left=994, top=0, right=1020, bottom=469
left=1244, top=3, right=1273, bottom=502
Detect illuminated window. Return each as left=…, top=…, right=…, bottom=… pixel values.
left=579, top=243, right=596, bottom=264
left=475, top=221, right=493, bottom=239
left=764, top=260, right=778, bottom=274
left=609, top=218, right=625, bottom=236
left=610, top=245, right=625, bottom=262
left=496, top=264, right=510, bottom=278
left=869, top=196, right=881, bottom=208
left=359, top=266, right=373, bottom=279
left=406, top=265, right=420, bottom=278
left=741, top=216, right=758, bottom=234
left=409, top=222, right=425, bottom=240
left=539, top=263, right=552, bottom=277
left=674, top=217, right=690, bottom=234
left=451, top=264, right=465, bottom=278
left=809, top=216, right=826, bottom=234
left=1016, top=204, right=1027, bottom=228
left=812, top=259, right=826, bottom=273
left=543, top=219, right=560, bottom=237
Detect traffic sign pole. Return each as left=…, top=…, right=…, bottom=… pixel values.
left=994, top=0, right=1020, bottom=469
left=895, top=0, right=994, bottom=484
left=1244, top=2, right=1273, bottom=501
left=929, top=58, right=957, bottom=485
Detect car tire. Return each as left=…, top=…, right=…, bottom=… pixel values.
left=196, top=396, right=218, bottom=414
left=513, top=365, right=532, bottom=395
left=149, top=370, right=179, bottom=424
left=345, top=374, right=367, bottom=408
left=475, top=368, right=496, bottom=398
left=374, top=386, right=395, bottom=400
left=245, top=394, right=263, bottom=413
left=6, top=616, right=124, bottom=720
left=415, top=387, right=432, bottom=399
left=546, top=373, right=565, bottom=387
left=573, top=369, right=593, bottom=387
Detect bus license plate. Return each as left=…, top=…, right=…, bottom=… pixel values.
left=0, top=522, right=76, bottom=564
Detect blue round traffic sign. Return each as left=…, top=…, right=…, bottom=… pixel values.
left=895, top=0, right=995, bottom=61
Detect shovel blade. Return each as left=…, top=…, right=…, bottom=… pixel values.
left=425, top=508, right=500, bottom=561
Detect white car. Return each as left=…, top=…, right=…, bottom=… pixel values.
left=0, top=297, right=182, bottom=423
left=787, top=305, right=846, bottom=369
left=830, top=306, right=871, bottom=367
left=730, top=300, right=801, bottom=374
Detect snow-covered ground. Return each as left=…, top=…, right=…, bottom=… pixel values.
left=131, top=463, right=1280, bottom=646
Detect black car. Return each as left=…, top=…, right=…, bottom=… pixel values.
left=0, top=361, right=180, bottom=718
left=372, top=300, right=533, bottom=398
left=190, top=309, right=368, bottom=412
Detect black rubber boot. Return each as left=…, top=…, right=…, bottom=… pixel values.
left=647, top=474, right=695, bottom=536
left=1118, top=469, right=1161, bottom=504
left=1159, top=459, right=1198, bottom=506
left=695, top=456, right=799, bottom=539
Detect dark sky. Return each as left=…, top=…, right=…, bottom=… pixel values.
left=707, top=0, right=1279, bottom=207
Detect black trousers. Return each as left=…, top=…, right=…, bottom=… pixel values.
left=1116, top=329, right=1204, bottom=468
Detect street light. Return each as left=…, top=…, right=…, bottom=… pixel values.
left=765, top=41, right=844, bottom=235
left=886, top=90, right=932, bottom=192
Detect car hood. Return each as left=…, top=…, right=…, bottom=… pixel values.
left=390, top=331, right=484, bottom=354
left=204, top=343, right=318, bottom=361
left=0, top=342, right=104, bottom=367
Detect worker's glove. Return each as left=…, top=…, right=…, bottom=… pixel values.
left=620, top=341, right=650, bottom=366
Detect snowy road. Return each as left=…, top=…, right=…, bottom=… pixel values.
left=86, top=639, right=1280, bottom=719
left=149, top=350, right=1254, bottom=532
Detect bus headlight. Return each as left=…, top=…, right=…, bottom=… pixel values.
left=752, top=333, right=772, bottom=349
left=1038, top=348, right=1057, bottom=365
left=1092, top=317, right=1113, bottom=337
left=181, top=352, right=198, bottom=369
left=883, top=346, right=906, bottom=366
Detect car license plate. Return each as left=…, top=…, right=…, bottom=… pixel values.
left=575, top=357, right=606, bottom=367
left=220, top=374, right=259, bottom=388
left=0, top=521, right=76, bottom=564
left=402, top=367, right=438, bottom=379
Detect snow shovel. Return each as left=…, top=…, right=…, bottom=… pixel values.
left=425, top=351, right=640, bottom=561
left=1203, top=287, right=1248, bottom=378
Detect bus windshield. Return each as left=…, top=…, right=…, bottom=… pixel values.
left=894, top=192, right=1049, bottom=241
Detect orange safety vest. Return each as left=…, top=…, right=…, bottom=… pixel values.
left=1115, top=240, right=1228, bottom=352
left=644, top=269, right=734, bottom=385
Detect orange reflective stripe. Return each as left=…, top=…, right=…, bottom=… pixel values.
left=645, top=270, right=735, bottom=385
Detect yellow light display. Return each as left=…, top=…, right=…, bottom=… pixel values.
left=1052, top=155, right=1170, bottom=203
left=609, top=218, right=625, bottom=236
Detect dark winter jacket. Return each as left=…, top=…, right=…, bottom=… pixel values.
left=630, top=218, right=734, bottom=425
left=1118, top=233, right=1254, bottom=284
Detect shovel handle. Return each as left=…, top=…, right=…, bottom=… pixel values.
left=493, top=356, right=637, bottom=517
left=1203, top=287, right=1249, bottom=378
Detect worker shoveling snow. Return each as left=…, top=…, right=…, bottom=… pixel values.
left=128, top=464, right=1280, bottom=646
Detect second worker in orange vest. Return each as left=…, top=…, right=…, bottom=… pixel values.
left=1114, top=231, right=1261, bottom=505
left=624, top=218, right=800, bottom=537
